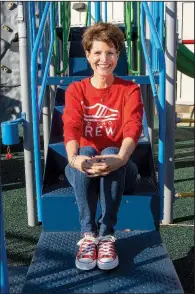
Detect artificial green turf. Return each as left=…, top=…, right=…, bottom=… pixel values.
left=160, top=226, right=194, bottom=294
left=172, top=198, right=194, bottom=225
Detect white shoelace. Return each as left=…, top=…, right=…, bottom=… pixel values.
left=77, top=236, right=98, bottom=257
left=98, top=235, right=116, bottom=255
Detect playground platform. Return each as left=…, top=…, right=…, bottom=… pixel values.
left=1, top=2, right=194, bottom=293
left=2, top=120, right=194, bottom=294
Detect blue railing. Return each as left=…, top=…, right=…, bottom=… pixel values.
left=30, top=2, right=54, bottom=222
left=151, top=2, right=164, bottom=71
left=140, top=2, right=166, bottom=219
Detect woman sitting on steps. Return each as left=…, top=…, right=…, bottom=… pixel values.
left=63, top=22, right=143, bottom=271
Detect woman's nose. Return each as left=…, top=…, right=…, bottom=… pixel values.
left=100, top=53, right=107, bottom=62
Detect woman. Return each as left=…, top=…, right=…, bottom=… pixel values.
left=63, top=22, right=143, bottom=271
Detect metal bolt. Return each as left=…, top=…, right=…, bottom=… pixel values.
left=8, top=2, right=14, bottom=10
left=2, top=25, right=11, bottom=32
left=3, top=67, right=9, bottom=73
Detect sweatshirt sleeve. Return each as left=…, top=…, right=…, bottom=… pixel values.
left=62, top=83, right=83, bottom=146
left=123, top=84, right=143, bottom=145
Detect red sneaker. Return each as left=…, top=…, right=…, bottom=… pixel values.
left=97, top=235, right=119, bottom=270
left=75, top=234, right=97, bottom=270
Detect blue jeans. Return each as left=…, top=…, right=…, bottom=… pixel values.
left=65, top=146, right=138, bottom=236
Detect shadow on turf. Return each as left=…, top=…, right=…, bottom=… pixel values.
left=174, top=215, right=194, bottom=223
left=5, top=231, right=41, bottom=265
left=173, top=246, right=194, bottom=294
left=174, top=159, right=194, bottom=169
left=174, top=143, right=194, bottom=150
left=174, top=177, right=194, bottom=183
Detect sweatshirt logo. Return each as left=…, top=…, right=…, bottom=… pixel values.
left=81, top=102, right=119, bottom=138
left=82, top=103, right=119, bottom=122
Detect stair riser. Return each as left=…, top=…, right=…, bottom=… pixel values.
left=42, top=194, right=159, bottom=232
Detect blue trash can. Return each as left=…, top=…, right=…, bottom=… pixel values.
left=1, top=121, right=19, bottom=145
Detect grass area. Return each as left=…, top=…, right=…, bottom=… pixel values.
left=1, top=121, right=194, bottom=293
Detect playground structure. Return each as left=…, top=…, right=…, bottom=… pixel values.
left=1, top=2, right=194, bottom=293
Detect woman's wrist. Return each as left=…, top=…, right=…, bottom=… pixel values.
left=68, top=154, right=78, bottom=168
left=118, top=154, right=128, bottom=166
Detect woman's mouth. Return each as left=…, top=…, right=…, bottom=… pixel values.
left=97, top=64, right=110, bottom=69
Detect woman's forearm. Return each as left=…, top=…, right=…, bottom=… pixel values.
left=118, top=137, right=136, bottom=164
left=66, top=140, right=79, bottom=161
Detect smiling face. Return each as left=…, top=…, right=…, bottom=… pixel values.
left=86, top=41, right=119, bottom=79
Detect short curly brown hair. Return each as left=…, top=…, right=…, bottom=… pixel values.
left=82, top=22, right=125, bottom=53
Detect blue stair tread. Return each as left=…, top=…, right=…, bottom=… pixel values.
left=54, top=75, right=159, bottom=88
left=43, top=176, right=157, bottom=197
left=22, top=231, right=183, bottom=293
left=8, top=266, right=28, bottom=293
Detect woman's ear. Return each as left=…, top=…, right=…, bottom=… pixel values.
left=85, top=51, right=90, bottom=61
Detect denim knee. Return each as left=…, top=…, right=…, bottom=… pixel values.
left=79, top=146, right=98, bottom=157
left=101, top=147, right=119, bottom=155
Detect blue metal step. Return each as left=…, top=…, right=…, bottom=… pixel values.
left=42, top=139, right=159, bottom=232
left=8, top=266, right=28, bottom=294
left=22, top=231, right=184, bottom=293
left=42, top=183, right=159, bottom=232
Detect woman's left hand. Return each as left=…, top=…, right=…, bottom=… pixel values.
left=85, top=154, right=126, bottom=177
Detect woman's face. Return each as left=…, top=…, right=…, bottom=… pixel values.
left=86, top=41, right=119, bottom=78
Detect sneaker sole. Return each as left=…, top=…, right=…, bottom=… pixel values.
left=75, top=259, right=96, bottom=271
left=97, top=256, right=119, bottom=270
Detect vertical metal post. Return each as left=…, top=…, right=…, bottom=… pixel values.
left=88, top=2, right=91, bottom=26
left=18, top=2, right=38, bottom=226
left=162, top=2, right=177, bottom=224
left=42, top=2, right=51, bottom=162
left=42, top=89, right=51, bottom=162
left=0, top=168, right=9, bottom=294
left=159, top=2, right=164, bottom=47
left=104, top=1, right=107, bottom=22
left=49, top=4, right=56, bottom=121
left=141, top=2, right=154, bottom=145
left=95, top=1, right=101, bottom=22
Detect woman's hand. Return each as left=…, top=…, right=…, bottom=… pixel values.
left=85, top=154, right=126, bottom=177
left=70, top=155, right=92, bottom=173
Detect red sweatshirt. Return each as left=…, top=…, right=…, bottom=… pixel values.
left=63, top=76, right=143, bottom=153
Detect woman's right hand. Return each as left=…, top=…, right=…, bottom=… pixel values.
left=71, top=155, right=109, bottom=176
left=71, top=155, right=93, bottom=173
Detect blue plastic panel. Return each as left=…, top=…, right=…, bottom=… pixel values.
left=22, top=231, right=184, bottom=293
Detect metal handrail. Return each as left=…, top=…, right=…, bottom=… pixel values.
left=31, top=2, right=54, bottom=221
left=54, top=1, right=71, bottom=75
left=141, top=2, right=166, bottom=219
left=29, top=2, right=36, bottom=51
left=124, top=2, right=141, bottom=75
left=85, top=2, right=96, bottom=26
